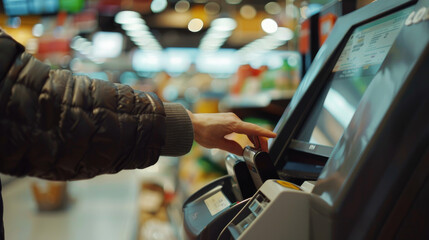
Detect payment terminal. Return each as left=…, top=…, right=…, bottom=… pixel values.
left=184, top=0, right=429, bottom=238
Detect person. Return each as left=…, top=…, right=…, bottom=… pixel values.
left=0, top=29, right=276, bottom=238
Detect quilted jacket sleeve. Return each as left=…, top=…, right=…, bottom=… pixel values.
left=0, top=30, right=193, bottom=180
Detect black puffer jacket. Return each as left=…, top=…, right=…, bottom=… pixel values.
left=0, top=29, right=193, bottom=239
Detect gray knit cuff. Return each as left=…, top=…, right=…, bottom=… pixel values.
left=160, top=103, right=194, bottom=156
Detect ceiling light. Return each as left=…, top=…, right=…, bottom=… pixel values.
left=122, top=23, right=148, bottom=32
left=92, top=31, right=123, bottom=59
left=211, top=18, right=237, bottom=31
left=151, top=0, right=168, bottom=13
left=115, top=11, right=141, bottom=24
left=273, top=27, right=294, bottom=41
left=188, top=18, right=204, bottom=32
left=32, top=23, right=44, bottom=37
left=204, top=2, right=220, bottom=15
left=121, top=17, right=145, bottom=25
left=225, top=0, right=242, bottom=5
left=261, top=18, right=278, bottom=33
left=265, top=2, right=282, bottom=15
left=175, top=0, right=190, bottom=13
left=127, top=29, right=151, bottom=38
left=240, top=5, right=257, bottom=19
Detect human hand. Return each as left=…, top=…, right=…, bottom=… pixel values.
left=187, top=111, right=277, bottom=156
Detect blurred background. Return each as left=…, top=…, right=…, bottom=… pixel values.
left=0, top=0, right=374, bottom=239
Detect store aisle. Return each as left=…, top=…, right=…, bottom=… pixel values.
left=2, top=172, right=139, bottom=240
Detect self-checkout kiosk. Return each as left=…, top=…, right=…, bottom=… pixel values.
left=183, top=0, right=429, bottom=238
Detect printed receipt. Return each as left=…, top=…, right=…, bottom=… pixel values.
left=204, top=191, right=231, bottom=216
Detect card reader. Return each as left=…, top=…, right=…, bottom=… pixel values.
left=242, top=146, right=279, bottom=189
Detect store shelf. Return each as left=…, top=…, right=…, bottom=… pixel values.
left=218, top=90, right=295, bottom=123
left=219, top=90, right=295, bottom=110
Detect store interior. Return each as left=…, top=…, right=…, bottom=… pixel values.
left=0, top=0, right=376, bottom=239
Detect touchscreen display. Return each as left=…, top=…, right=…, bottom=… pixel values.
left=295, top=7, right=412, bottom=147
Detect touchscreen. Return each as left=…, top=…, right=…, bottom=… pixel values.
left=295, top=7, right=412, bottom=147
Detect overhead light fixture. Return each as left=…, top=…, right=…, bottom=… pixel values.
left=261, top=18, right=278, bottom=33
left=151, top=0, right=168, bottom=13
left=122, top=23, right=148, bottom=32
left=225, top=0, right=242, bottom=5
left=273, top=27, right=294, bottom=41
left=204, top=2, right=220, bottom=15
left=188, top=18, right=204, bottom=32
left=237, top=27, right=294, bottom=62
left=198, top=17, right=237, bottom=52
left=265, top=2, right=282, bottom=15
left=240, top=5, right=257, bottom=19
left=92, top=31, right=123, bottom=59
left=175, top=0, right=190, bottom=13
left=211, top=17, right=237, bottom=31
left=32, top=23, right=44, bottom=37
left=115, top=11, right=163, bottom=51
left=114, top=11, right=141, bottom=25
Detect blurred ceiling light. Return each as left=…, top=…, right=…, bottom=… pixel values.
left=198, top=17, right=236, bottom=52
left=92, top=32, right=123, bottom=58
left=115, top=11, right=141, bottom=24
left=32, top=23, right=44, bottom=37
left=116, top=12, right=162, bottom=51
left=127, top=30, right=151, bottom=38
left=285, top=3, right=299, bottom=18
left=237, top=27, right=294, bottom=61
left=273, top=27, right=294, bottom=41
left=175, top=0, right=190, bottom=13
left=121, top=17, right=145, bottom=25
left=211, top=18, right=237, bottom=31
left=204, top=2, right=220, bottom=15
left=225, top=0, right=242, bottom=5
left=265, top=2, right=282, bottom=15
left=132, top=37, right=152, bottom=45
left=122, top=23, right=148, bottom=32
left=151, top=0, right=168, bottom=13
left=240, top=5, right=257, bottom=19
left=188, top=18, right=204, bottom=32
left=261, top=18, right=278, bottom=33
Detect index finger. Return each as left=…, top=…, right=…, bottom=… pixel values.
left=233, top=122, right=277, bottom=138
left=248, top=135, right=269, bottom=152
